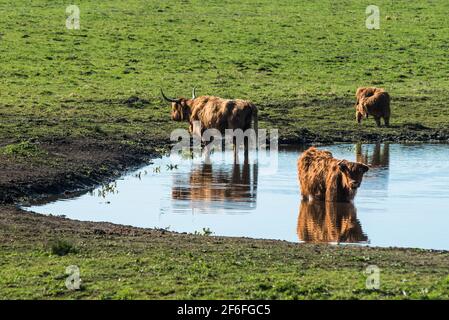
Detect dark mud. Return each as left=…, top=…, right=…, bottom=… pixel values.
left=0, top=137, right=164, bottom=205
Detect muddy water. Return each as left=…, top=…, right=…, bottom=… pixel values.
left=24, top=144, right=449, bottom=250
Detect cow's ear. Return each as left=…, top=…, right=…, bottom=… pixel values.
left=337, top=160, right=348, bottom=172
left=361, top=164, right=369, bottom=173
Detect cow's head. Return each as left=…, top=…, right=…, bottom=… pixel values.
left=356, top=99, right=369, bottom=119
left=337, top=160, right=369, bottom=190
left=161, top=88, right=196, bottom=121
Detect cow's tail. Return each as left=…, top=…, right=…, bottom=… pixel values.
left=251, top=104, right=259, bottom=151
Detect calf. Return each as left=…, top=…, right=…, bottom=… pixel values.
left=355, top=87, right=391, bottom=126
left=297, top=147, right=369, bottom=202
left=355, top=87, right=382, bottom=106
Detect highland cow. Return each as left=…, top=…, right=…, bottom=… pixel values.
left=297, top=200, right=367, bottom=243
left=355, top=87, right=391, bottom=127
left=297, top=147, right=369, bottom=202
left=355, top=87, right=383, bottom=106
left=161, top=88, right=258, bottom=159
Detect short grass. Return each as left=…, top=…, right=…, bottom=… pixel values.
left=0, top=141, right=47, bottom=158
left=0, top=0, right=449, bottom=143
left=1, top=225, right=448, bottom=300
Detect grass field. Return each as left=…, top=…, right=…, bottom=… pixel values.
left=1, top=0, right=449, bottom=143
left=0, top=0, right=448, bottom=299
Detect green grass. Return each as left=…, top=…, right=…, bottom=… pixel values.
left=0, top=141, right=47, bottom=158
left=1, top=228, right=448, bottom=299
left=48, top=239, right=78, bottom=256
left=0, top=0, right=449, bottom=142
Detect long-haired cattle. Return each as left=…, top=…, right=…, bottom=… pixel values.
left=355, top=87, right=391, bottom=126
left=161, top=88, right=258, bottom=158
left=297, top=147, right=369, bottom=202
left=355, top=87, right=382, bottom=105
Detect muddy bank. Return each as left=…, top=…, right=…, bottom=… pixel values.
left=0, top=137, right=164, bottom=205
left=2, top=205, right=448, bottom=258
left=278, top=127, right=449, bottom=145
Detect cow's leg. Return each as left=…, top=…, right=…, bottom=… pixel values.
left=325, top=188, right=337, bottom=202
left=356, top=111, right=363, bottom=124
left=384, top=116, right=390, bottom=127
left=374, top=116, right=381, bottom=127
left=203, top=142, right=211, bottom=164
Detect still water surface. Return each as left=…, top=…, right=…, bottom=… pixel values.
left=24, top=144, right=449, bottom=250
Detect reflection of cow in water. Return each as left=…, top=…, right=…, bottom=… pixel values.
left=297, top=200, right=367, bottom=243
left=356, top=143, right=389, bottom=168
left=355, top=143, right=390, bottom=193
left=172, top=163, right=258, bottom=206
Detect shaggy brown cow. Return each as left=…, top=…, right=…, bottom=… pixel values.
left=161, top=88, right=258, bottom=158
left=297, top=200, right=367, bottom=243
left=355, top=87, right=391, bottom=127
left=297, top=147, right=369, bottom=202
left=355, top=87, right=383, bottom=105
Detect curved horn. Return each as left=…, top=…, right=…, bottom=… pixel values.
left=192, top=87, right=196, bottom=99
left=160, top=88, right=180, bottom=103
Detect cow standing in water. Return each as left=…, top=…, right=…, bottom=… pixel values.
left=161, top=88, right=258, bottom=161
left=297, top=147, right=369, bottom=202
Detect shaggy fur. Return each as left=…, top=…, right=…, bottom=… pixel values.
left=355, top=87, right=383, bottom=105
left=297, top=147, right=369, bottom=202
left=297, top=200, right=367, bottom=243
left=355, top=87, right=391, bottom=126
left=165, top=94, right=258, bottom=156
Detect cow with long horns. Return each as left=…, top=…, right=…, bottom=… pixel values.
left=161, top=88, right=258, bottom=160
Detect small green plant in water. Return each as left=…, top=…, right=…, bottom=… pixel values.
left=98, top=182, right=118, bottom=198
left=166, top=164, right=178, bottom=171
left=194, top=228, right=213, bottom=236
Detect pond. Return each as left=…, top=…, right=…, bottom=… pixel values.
left=23, top=144, right=449, bottom=250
